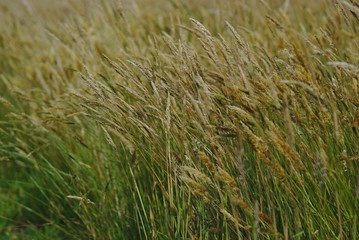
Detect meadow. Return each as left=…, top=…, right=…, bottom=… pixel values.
left=0, top=0, right=358, bottom=239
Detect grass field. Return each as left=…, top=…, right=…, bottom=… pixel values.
left=1, top=0, right=358, bottom=239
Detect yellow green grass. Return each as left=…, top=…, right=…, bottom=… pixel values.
left=1, top=0, right=358, bottom=239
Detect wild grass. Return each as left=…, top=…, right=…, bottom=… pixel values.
left=0, top=0, right=358, bottom=239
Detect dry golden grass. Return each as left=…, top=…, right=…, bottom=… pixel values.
left=1, top=0, right=359, bottom=239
